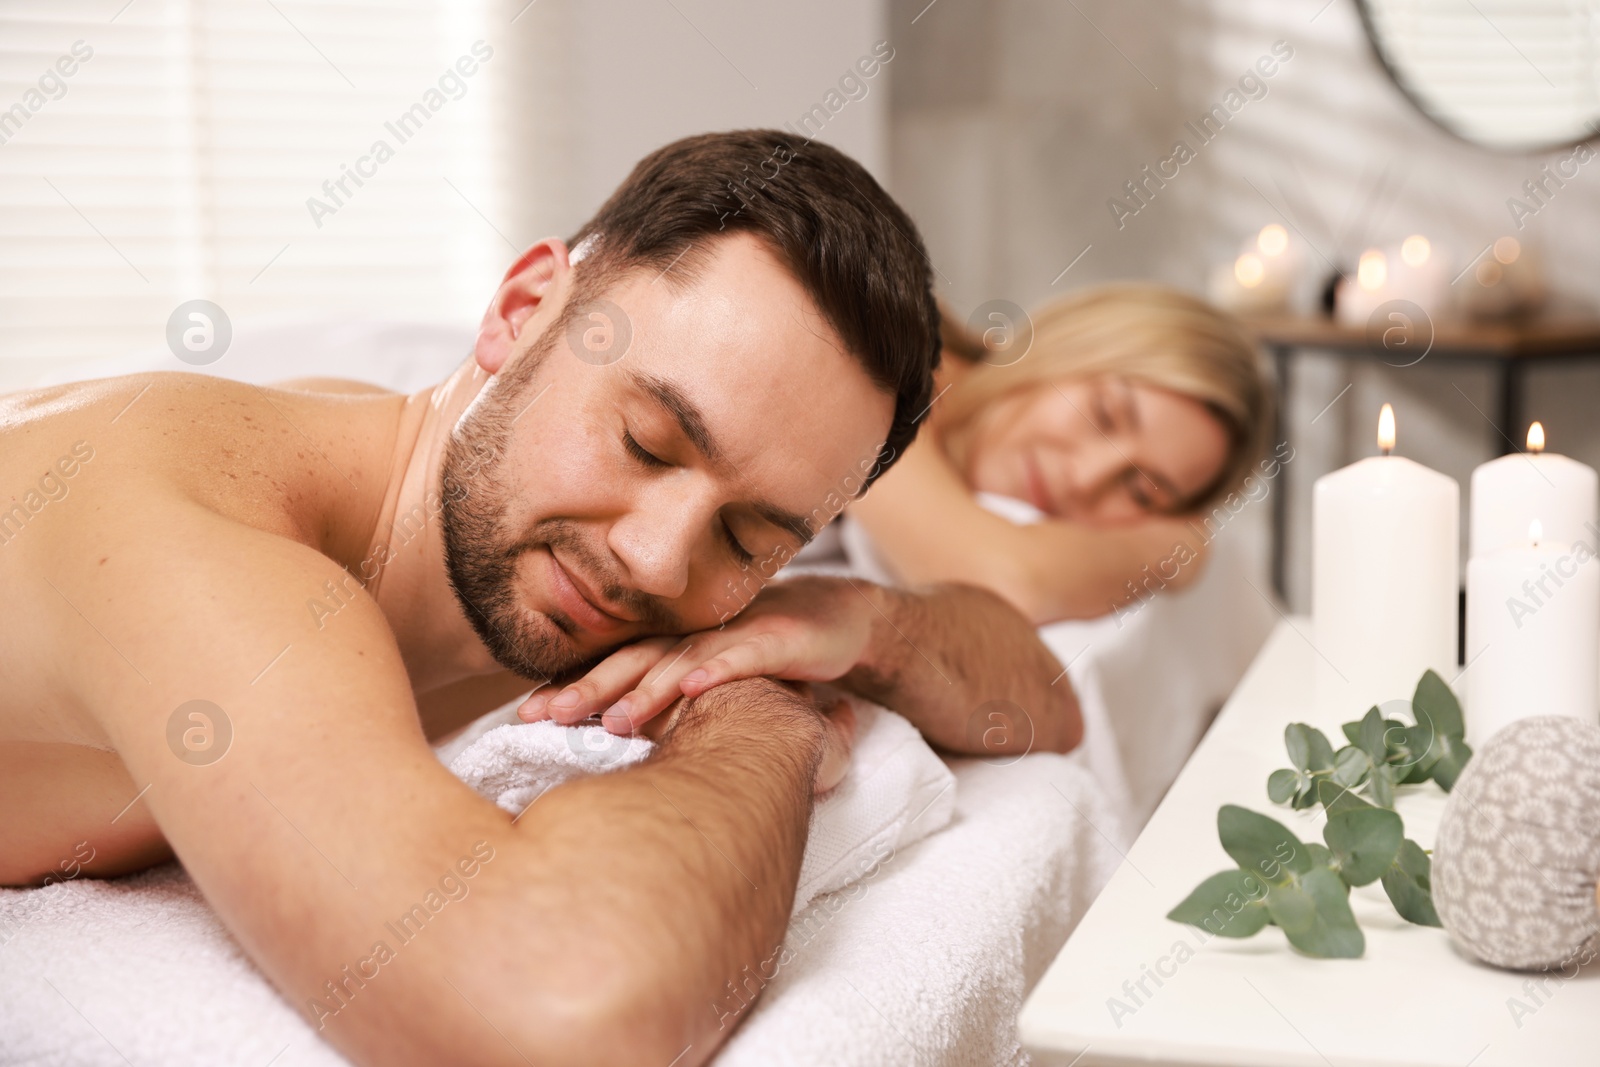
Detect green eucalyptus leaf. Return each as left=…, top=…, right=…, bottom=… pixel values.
left=1331, top=746, right=1372, bottom=789
left=1358, top=707, right=1388, bottom=762
left=1285, top=725, right=1311, bottom=772
left=1363, top=762, right=1396, bottom=808
left=1413, top=669, right=1465, bottom=740
left=1168, top=869, right=1273, bottom=937
left=1323, top=807, right=1403, bottom=886
left=1393, top=722, right=1442, bottom=783
left=1285, top=723, right=1335, bottom=772
left=1218, top=805, right=1312, bottom=885
left=1291, top=782, right=1321, bottom=810
left=1342, top=721, right=1362, bottom=746
left=1266, top=867, right=1365, bottom=958
left=1268, top=768, right=1300, bottom=805
left=1429, top=735, right=1473, bottom=792
left=1305, top=842, right=1336, bottom=869
left=1382, top=719, right=1408, bottom=752
left=1317, top=777, right=1375, bottom=816
left=1381, top=839, right=1441, bottom=927
left=1264, top=877, right=1314, bottom=929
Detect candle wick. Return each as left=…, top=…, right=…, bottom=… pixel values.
left=1380, top=446, right=1393, bottom=457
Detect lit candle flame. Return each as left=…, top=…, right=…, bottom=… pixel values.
left=1378, top=403, right=1395, bottom=455
left=1357, top=249, right=1387, bottom=292
left=1530, top=519, right=1543, bottom=544
left=1527, top=421, right=1545, bottom=453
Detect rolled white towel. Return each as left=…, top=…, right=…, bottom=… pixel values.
left=442, top=690, right=957, bottom=917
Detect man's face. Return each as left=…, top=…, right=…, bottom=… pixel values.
left=441, top=233, right=894, bottom=681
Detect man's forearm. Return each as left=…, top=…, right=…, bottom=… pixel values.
left=506, top=677, right=824, bottom=1066
left=840, top=580, right=1082, bottom=756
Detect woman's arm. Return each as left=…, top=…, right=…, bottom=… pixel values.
left=849, top=428, right=1211, bottom=625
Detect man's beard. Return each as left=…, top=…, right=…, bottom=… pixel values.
left=437, top=321, right=671, bottom=682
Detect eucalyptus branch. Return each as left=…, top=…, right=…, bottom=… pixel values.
left=1168, top=670, right=1471, bottom=958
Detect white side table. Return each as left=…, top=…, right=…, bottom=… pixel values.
left=1020, top=618, right=1595, bottom=1066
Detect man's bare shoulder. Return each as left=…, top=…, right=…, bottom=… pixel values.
left=2, top=370, right=404, bottom=554
left=0, top=371, right=410, bottom=783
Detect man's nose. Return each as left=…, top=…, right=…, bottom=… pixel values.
left=608, top=487, right=706, bottom=601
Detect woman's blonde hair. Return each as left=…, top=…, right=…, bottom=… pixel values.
left=938, top=284, right=1271, bottom=512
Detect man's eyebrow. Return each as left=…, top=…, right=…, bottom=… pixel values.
left=632, top=371, right=725, bottom=467
left=630, top=370, right=816, bottom=546
left=754, top=503, right=817, bottom=547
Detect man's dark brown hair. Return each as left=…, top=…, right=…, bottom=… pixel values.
left=564, top=128, right=940, bottom=485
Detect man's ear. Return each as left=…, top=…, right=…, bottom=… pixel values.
left=474, top=238, right=573, bottom=375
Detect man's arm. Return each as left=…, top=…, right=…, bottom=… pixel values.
left=839, top=579, right=1083, bottom=756
left=521, top=574, right=1083, bottom=758
left=60, top=499, right=826, bottom=1066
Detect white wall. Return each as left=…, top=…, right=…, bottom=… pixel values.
left=563, top=0, right=889, bottom=231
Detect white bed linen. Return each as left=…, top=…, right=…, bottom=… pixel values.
left=8, top=319, right=1278, bottom=1065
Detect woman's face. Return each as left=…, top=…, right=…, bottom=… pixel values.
left=959, top=375, right=1231, bottom=525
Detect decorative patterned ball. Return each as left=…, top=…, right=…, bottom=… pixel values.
left=1433, top=716, right=1600, bottom=970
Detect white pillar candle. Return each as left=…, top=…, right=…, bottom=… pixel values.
left=1314, top=404, right=1460, bottom=719
left=1469, top=421, right=1599, bottom=557
left=1465, top=521, right=1600, bottom=740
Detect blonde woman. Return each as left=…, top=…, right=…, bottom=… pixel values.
left=846, top=284, right=1277, bottom=624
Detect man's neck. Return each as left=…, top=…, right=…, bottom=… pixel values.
left=329, top=358, right=505, bottom=694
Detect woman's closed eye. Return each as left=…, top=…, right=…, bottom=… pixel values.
left=1123, top=468, right=1154, bottom=510
left=1091, top=387, right=1114, bottom=432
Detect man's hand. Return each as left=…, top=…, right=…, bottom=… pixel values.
left=521, top=573, right=1083, bottom=760
left=519, top=576, right=873, bottom=734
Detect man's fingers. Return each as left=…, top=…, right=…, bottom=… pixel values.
left=520, top=637, right=676, bottom=724
left=601, top=637, right=726, bottom=733
left=679, top=632, right=792, bottom=697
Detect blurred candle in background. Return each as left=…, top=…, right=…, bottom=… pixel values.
left=1465, top=519, right=1600, bottom=740
left=1209, top=224, right=1298, bottom=314
left=1313, top=404, right=1460, bottom=719
left=1335, top=235, right=1451, bottom=327
left=1470, top=421, right=1598, bottom=557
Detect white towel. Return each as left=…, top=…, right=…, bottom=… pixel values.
left=714, top=751, right=1128, bottom=1067
left=0, top=694, right=955, bottom=1066
left=440, top=692, right=956, bottom=917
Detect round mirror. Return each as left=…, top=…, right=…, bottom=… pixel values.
left=1359, top=0, right=1600, bottom=152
